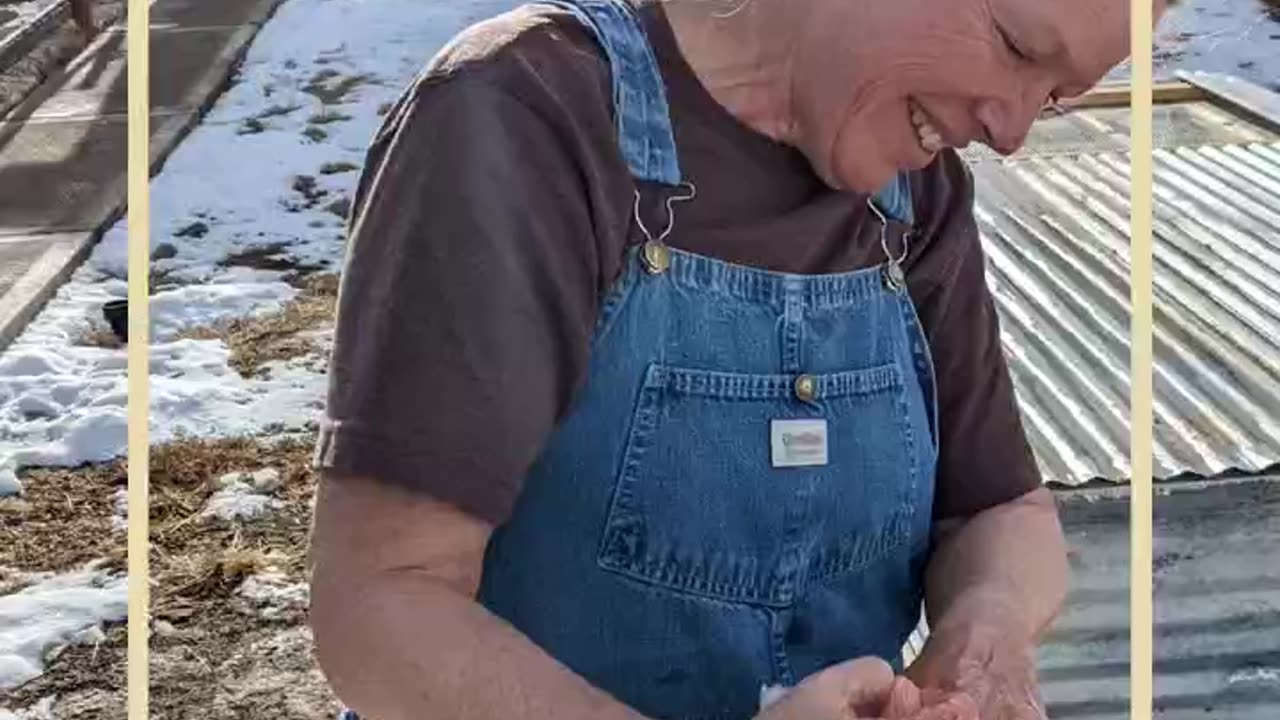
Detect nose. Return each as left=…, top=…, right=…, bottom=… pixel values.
left=974, top=96, right=1039, bottom=156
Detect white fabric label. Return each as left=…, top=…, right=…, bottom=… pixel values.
left=770, top=419, right=829, bottom=468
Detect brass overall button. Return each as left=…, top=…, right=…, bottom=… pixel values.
left=794, top=374, right=817, bottom=402
left=883, top=262, right=906, bottom=292
left=641, top=241, right=671, bottom=274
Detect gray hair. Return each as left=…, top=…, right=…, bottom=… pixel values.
left=658, top=0, right=758, bottom=19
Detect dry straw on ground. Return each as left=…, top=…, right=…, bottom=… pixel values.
left=3, top=435, right=339, bottom=719
left=176, top=273, right=337, bottom=378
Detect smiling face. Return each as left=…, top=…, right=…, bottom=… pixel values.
left=782, top=0, right=1167, bottom=191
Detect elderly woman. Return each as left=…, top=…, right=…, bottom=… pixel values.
left=309, top=0, right=1157, bottom=718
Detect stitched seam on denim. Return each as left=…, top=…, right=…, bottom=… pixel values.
left=649, top=364, right=903, bottom=400
left=590, top=246, right=643, bottom=350
left=602, top=557, right=792, bottom=606
left=601, top=362, right=915, bottom=605
left=807, top=510, right=915, bottom=583
left=595, top=366, right=661, bottom=573
left=544, top=0, right=681, bottom=185
left=664, top=248, right=889, bottom=308
left=899, top=296, right=940, bottom=457
left=598, top=366, right=796, bottom=606
left=769, top=608, right=796, bottom=687
left=782, top=288, right=802, bottom=374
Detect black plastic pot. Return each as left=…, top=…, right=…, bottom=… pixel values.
left=102, top=299, right=128, bottom=344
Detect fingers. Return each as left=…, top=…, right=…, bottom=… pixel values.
left=1013, top=690, right=1049, bottom=720
left=828, top=657, right=896, bottom=715
left=760, top=657, right=897, bottom=720
left=905, top=692, right=979, bottom=720
left=880, top=676, right=923, bottom=718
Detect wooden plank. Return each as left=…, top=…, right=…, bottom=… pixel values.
left=1060, top=81, right=1206, bottom=111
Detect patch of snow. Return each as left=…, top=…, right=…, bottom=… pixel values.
left=150, top=282, right=297, bottom=340
left=201, top=478, right=283, bottom=521
left=0, top=566, right=127, bottom=691
left=0, top=468, right=19, bottom=498
left=110, top=487, right=128, bottom=533
left=0, top=695, right=56, bottom=720
left=0, top=278, right=128, bottom=475
left=238, top=570, right=309, bottom=619
left=220, top=468, right=283, bottom=494
left=152, top=619, right=178, bottom=639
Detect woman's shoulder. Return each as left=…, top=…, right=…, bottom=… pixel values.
left=411, top=5, right=613, bottom=113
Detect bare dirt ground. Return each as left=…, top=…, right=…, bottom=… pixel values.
left=3, top=434, right=342, bottom=719
left=146, top=435, right=340, bottom=720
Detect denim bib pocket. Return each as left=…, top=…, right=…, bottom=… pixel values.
left=597, top=360, right=921, bottom=607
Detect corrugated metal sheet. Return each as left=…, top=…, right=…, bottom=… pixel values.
left=964, top=98, right=1280, bottom=486
left=901, top=478, right=1280, bottom=719
left=1038, top=477, right=1280, bottom=720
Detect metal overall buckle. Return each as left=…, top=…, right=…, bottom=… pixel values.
left=867, top=197, right=912, bottom=292
left=634, top=182, right=697, bottom=275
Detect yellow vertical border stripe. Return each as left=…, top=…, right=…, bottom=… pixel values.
left=126, top=0, right=150, bottom=715
left=1130, top=0, right=1155, bottom=719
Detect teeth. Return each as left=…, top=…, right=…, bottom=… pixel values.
left=909, top=102, right=944, bottom=153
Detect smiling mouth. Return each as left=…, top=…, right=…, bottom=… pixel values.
left=908, top=98, right=946, bottom=154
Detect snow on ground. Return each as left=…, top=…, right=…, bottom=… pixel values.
left=110, top=486, right=126, bottom=532
left=0, top=0, right=525, bottom=699
left=0, top=0, right=525, bottom=491
left=237, top=568, right=309, bottom=620
left=0, top=564, right=126, bottom=692
left=0, top=696, right=54, bottom=720
left=200, top=468, right=284, bottom=521
left=0, top=274, right=129, bottom=494
left=129, top=0, right=524, bottom=443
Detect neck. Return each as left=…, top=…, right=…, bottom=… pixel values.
left=660, top=0, right=799, bottom=143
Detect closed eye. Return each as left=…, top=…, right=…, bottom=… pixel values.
left=996, top=23, right=1032, bottom=62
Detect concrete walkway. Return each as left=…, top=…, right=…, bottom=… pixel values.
left=0, top=0, right=285, bottom=351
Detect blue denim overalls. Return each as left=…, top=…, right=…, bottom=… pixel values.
left=341, top=2, right=938, bottom=718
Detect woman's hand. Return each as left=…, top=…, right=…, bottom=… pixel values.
left=906, top=606, right=1047, bottom=720
left=756, top=657, right=978, bottom=720
left=755, top=657, right=896, bottom=720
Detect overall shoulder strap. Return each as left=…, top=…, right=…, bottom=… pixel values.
left=536, top=0, right=683, bottom=186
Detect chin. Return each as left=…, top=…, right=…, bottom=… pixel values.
left=906, top=149, right=940, bottom=170
left=833, top=161, right=899, bottom=195
left=831, top=143, right=932, bottom=193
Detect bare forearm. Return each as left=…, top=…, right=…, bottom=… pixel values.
left=311, top=568, right=650, bottom=720
left=923, top=487, right=1069, bottom=641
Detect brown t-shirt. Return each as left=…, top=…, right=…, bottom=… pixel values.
left=315, top=2, right=1041, bottom=525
